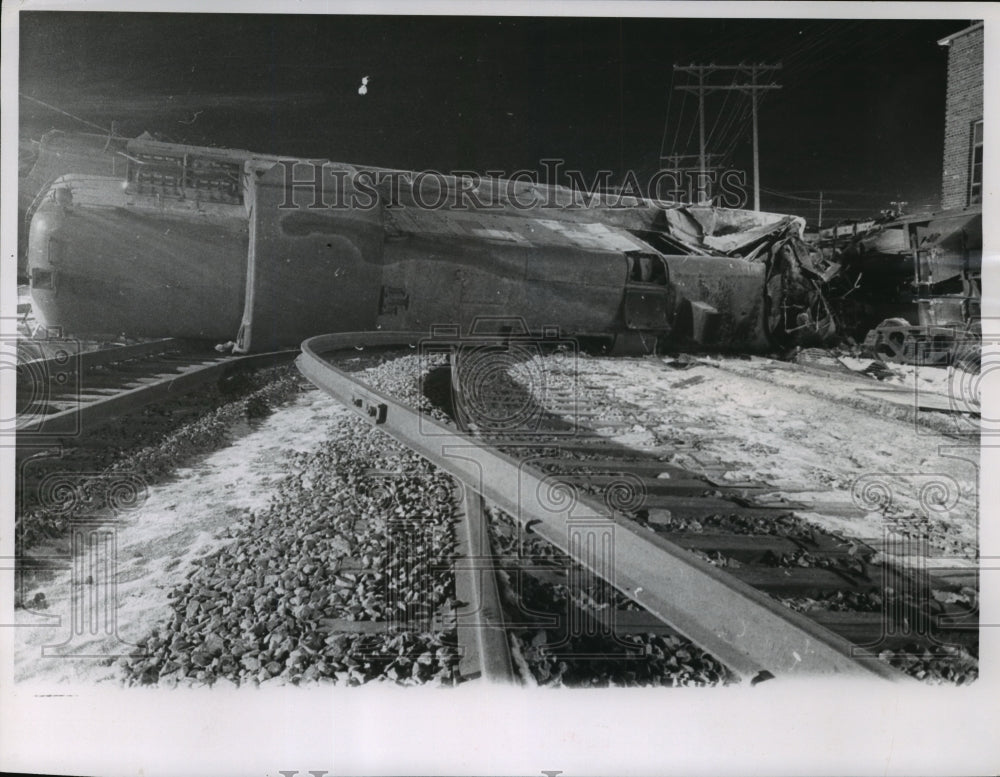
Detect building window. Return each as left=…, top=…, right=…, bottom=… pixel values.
left=970, top=120, right=983, bottom=204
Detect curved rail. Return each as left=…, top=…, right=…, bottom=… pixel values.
left=298, top=331, right=911, bottom=682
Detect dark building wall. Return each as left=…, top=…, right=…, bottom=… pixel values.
left=940, top=23, right=984, bottom=210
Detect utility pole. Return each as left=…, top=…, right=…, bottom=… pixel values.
left=818, top=191, right=824, bottom=228
left=697, top=67, right=707, bottom=189
left=659, top=153, right=722, bottom=203
left=748, top=64, right=771, bottom=212
left=673, top=64, right=714, bottom=203
left=674, top=63, right=782, bottom=210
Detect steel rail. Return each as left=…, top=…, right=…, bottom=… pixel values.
left=16, top=348, right=298, bottom=446
left=452, top=484, right=518, bottom=683
left=448, top=348, right=518, bottom=684
left=297, top=332, right=911, bottom=682
left=17, top=338, right=187, bottom=375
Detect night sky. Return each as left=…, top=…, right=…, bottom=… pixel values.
left=19, top=12, right=977, bottom=223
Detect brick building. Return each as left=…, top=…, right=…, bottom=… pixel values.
left=939, top=22, right=984, bottom=210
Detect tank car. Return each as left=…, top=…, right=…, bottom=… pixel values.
left=24, top=132, right=836, bottom=353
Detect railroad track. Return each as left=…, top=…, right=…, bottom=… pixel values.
left=298, top=333, right=978, bottom=684
left=453, top=483, right=517, bottom=682
left=15, top=339, right=297, bottom=448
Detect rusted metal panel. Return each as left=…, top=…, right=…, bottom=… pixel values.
left=663, top=254, right=770, bottom=350
left=623, top=287, right=671, bottom=331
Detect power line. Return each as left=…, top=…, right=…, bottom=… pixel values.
left=810, top=206, right=889, bottom=213
left=718, top=99, right=754, bottom=165
left=658, top=66, right=676, bottom=161
left=674, top=63, right=782, bottom=209
left=704, top=74, right=737, bottom=148
left=669, top=87, right=689, bottom=156
left=681, top=86, right=700, bottom=155
left=20, top=92, right=112, bottom=134
left=712, top=106, right=745, bottom=165
left=759, top=186, right=828, bottom=204
left=787, top=188, right=900, bottom=197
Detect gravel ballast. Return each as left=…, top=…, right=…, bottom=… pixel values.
left=18, top=346, right=976, bottom=688
left=122, top=409, right=460, bottom=688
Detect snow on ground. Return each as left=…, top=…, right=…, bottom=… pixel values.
left=533, top=352, right=979, bottom=565
left=838, top=355, right=976, bottom=402
left=710, top=354, right=983, bottom=438
left=13, top=348, right=981, bottom=687
left=15, top=387, right=345, bottom=686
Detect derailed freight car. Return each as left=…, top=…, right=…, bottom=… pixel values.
left=817, top=207, right=982, bottom=367
left=24, top=132, right=840, bottom=353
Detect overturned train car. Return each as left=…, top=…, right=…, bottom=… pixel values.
left=818, top=207, right=982, bottom=366
left=24, top=131, right=839, bottom=353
